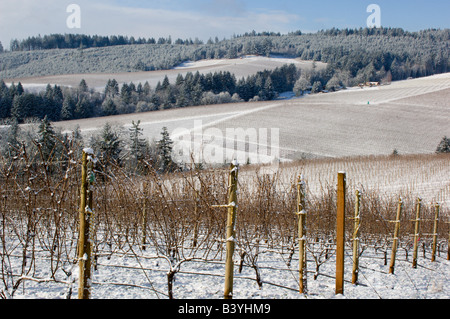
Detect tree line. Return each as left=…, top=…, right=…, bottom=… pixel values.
left=7, top=34, right=204, bottom=52
left=0, top=27, right=448, bottom=123
left=0, top=64, right=299, bottom=123
left=1, top=28, right=448, bottom=82
left=0, top=113, right=179, bottom=176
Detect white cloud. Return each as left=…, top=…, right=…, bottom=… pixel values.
left=0, top=0, right=301, bottom=48
left=202, top=0, right=248, bottom=16
left=0, top=0, right=67, bottom=45
left=85, top=3, right=301, bottom=39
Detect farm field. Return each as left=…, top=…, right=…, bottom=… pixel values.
left=6, top=238, right=449, bottom=300
left=54, top=72, right=450, bottom=161
left=5, top=55, right=325, bottom=92
left=51, top=72, right=450, bottom=208
left=2, top=67, right=449, bottom=300
left=1, top=0, right=449, bottom=303
left=245, top=153, right=450, bottom=210
left=210, top=73, right=450, bottom=160
left=1, top=153, right=449, bottom=300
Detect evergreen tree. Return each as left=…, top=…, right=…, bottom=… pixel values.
left=128, top=120, right=149, bottom=172
left=236, top=78, right=251, bottom=101
left=2, top=119, right=21, bottom=158
left=0, top=82, right=12, bottom=119
left=96, top=122, right=122, bottom=165
left=121, top=83, right=132, bottom=104
left=0, top=80, right=8, bottom=95
left=60, top=95, right=75, bottom=120
left=175, top=90, right=188, bottom=108
left=101, top=98, right=117, bottom=116
left=17, top=82, right=24, bottom=96
left=43, top=84, right=62, bottom=121
left=436, top=136, right=450, bottom=153
left=175, top=74, right=184, bottom=87
left=294, top=77, right=311, bottom=96
left=164, top=86, right=177, bottom=109
left=74, top=96, right=92, bottom=119
left=191, top=83, right=203, bottom=106
left=156, top=127, right=177, bottom=173
left=150, top=93, right=161, bottom=109
left=105, top=79, right=119, bottom=98
left=136, top=83, right=143, bottom=96
left=161, top=75, right=171, bottom=91
left=143, top=82, right=151, bottom=96
left=11, top=93, right=37, bottom=122
left=8, top=83, right=17, bottom=97
left=78, top=79, right=89, bottom=93
left=311, top=81, right=322, bottom=93
left=155, top=81, right=162, bottom=93
left=53, top=85, right=64, bottom=104
left=0, top=96, right=7, bottom=119
left=37, top=115, right=57, bottom=161
left=262, top=76, right=276, bottom=100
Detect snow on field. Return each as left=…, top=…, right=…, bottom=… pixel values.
left=248, top=154, right=450, bottom=211
left=7, top=237, right=449, bottom=300
left=94, top=252, right=450, bottom=300
left=7, top=55, right=324, bottom=92
left=6, top=76, right=450, bottom=301
left=208, top=73, right=450, bottom=160
left=54, top=72, right=450, bottom=163
left=52, top=74, right=450, bottom=208
left=4, top=62, right=450, bottom=302
left=174, top=55, right=321, bottom=74
left=3, top=154, right=449, bottom=300
left=51, top=71, right=450, bottom=209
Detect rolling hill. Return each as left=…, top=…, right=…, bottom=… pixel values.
left=4, top=55, right=325, bottom=92
left=54, top=72, right=450, bottom=161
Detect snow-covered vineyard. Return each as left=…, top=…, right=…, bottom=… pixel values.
left=1, top=152, right=449, bottom=299
left=4, top=236, right=448, bottom=299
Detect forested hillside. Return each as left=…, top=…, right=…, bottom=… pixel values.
left=1, top=28, right=448, bottom=80
left=8, top=33, right=189, bottom=51
left=0, top=28, right=449, bottom=124
left=0, top=64, right=297, bottom=122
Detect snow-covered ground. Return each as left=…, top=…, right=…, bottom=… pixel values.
left=6, top=55, right=324, bottom=92
left=5, top=239, right=449, bottom=299
left=174, top=55, right=316, bottom=71
left=54, top=72, right=450, bottom=162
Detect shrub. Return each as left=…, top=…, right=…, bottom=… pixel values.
left=436, top=136, right=450, bottom=153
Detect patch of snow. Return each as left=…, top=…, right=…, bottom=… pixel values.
left=83, top=148, right=94, bottom=155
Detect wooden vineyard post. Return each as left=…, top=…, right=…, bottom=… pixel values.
left=444, top=218, right=450, bottom=260
left=192, top=189, right=200, bottom=248
left=141, top=182, right=148, bottom=251
left=212, top=161, right=239, bottom=299
left=447, top=218, right=450, bottom=261
left=336, top=172, right=346, bottom=295
left=224, top=161, right=238, bottom=299
left=412, top=198, right=422, bottom=269
left=431, top=203, right=440, bottom=262
left=389, top=198, right=403, bottom=274
left=78, top=148, right=95, bottom=299
left=297, top=175, right=307, bottom=294
left=351, top=189, right=361, bottom=285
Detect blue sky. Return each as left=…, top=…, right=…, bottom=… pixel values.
left=0, top=0, right=449, bottom=48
